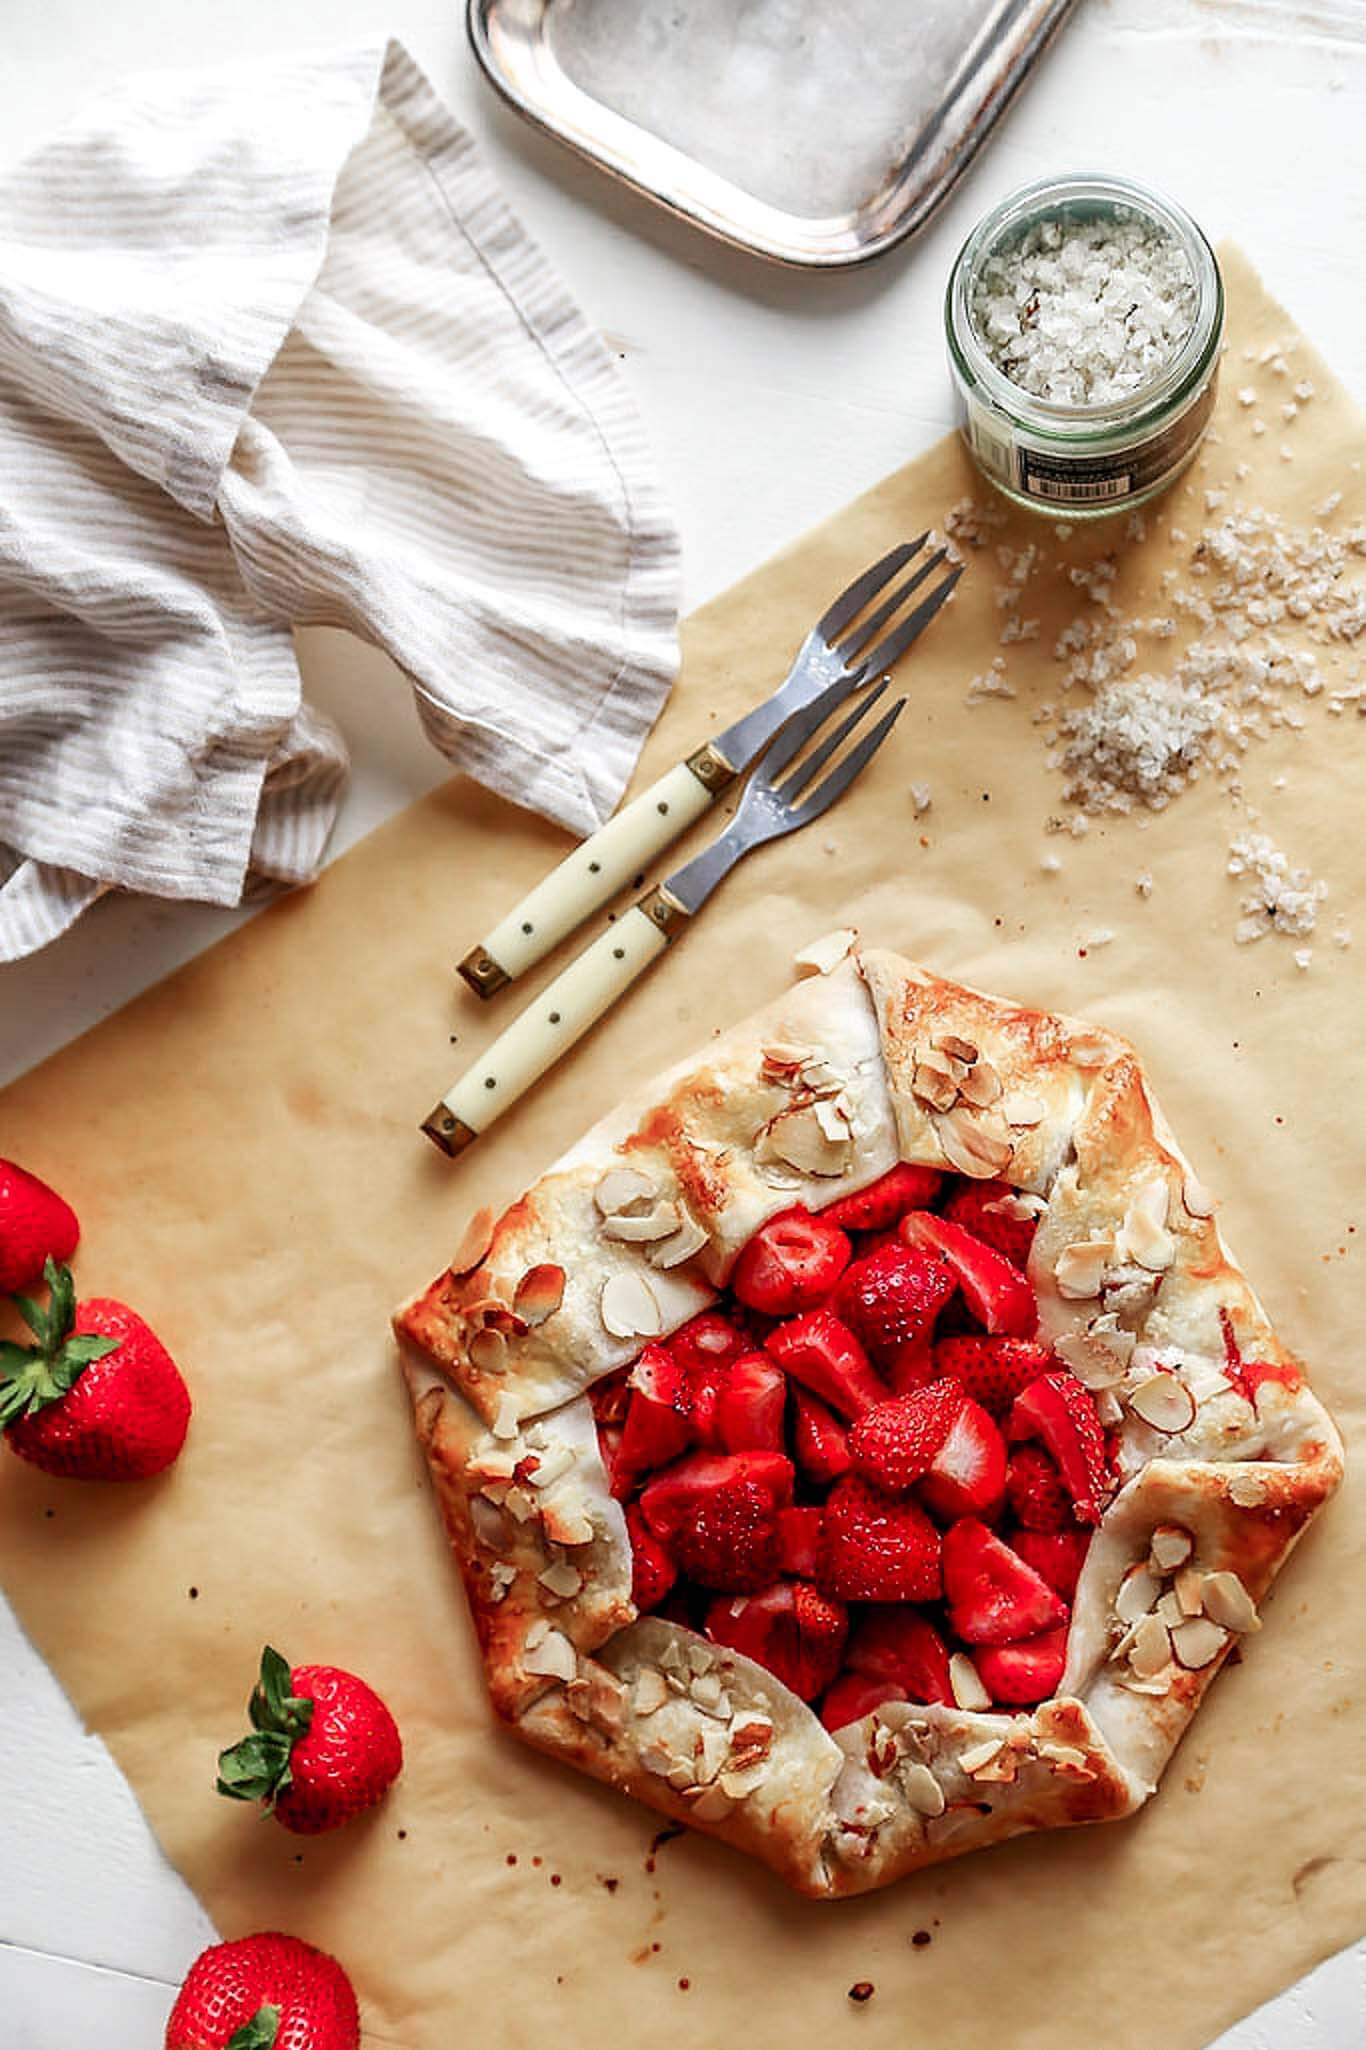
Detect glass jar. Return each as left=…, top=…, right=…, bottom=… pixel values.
left=945, top=173, right=1224, bottom=520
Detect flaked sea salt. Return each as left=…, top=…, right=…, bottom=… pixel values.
left=968, top=212, right=1197, bottom=407
left=1228, top=831, right=1326, bottom=945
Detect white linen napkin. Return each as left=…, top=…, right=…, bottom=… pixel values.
left=0, top=40, right=679, bottom=963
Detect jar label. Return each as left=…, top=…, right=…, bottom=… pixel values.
left=962, top=375, right=1219, bottom=511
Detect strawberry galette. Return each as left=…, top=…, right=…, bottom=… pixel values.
left=394, top=942, right=1342, bottom=1897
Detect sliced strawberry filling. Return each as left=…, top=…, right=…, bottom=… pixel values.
left=601, top=1166, right=1120, bottom=1721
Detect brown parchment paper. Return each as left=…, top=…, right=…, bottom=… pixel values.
left=1, top=249, right=1363, bottom=2050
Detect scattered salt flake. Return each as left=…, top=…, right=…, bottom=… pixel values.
left=1135, top=871, right=1154, bottom=898
left=1082, top=928, right=1115, bottom=949
left=1228, top=830, right=1325, bottom=946
left=1293, top=948, right=1313, bottom=971
left=1237, top=387, right=1257, bottom=407
left=1041, top=853, right=1063, bottom=876
left=910, top=782, right=933, bottom=816
left=967, top=657, right=1016, bottom=703
left=1294, top=379, right=1315, bottom=402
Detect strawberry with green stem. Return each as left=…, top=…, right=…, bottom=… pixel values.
left=217, top=1646, right=402, bottom=1835
left=164, top=1931, right=359, bottom=2050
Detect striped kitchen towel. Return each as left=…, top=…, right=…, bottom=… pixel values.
left=0, top=40, right=679, bottom=963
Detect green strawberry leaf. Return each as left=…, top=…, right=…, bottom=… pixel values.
left=43, top=1257, right=75, bottom=1343
left=62, top=1334, right=121, bottom=1367
left=227, top=2006, right=280, bottom=2050
left=0, top=1261, right=121, bottom=1435
left=217, top=1646, right=313, bottom=1811
left=10, top=1290, right=49, bottom=1348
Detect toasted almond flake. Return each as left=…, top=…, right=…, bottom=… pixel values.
left=527, top=1444, right=574, bottom=1490
left=912, top=1059, right=961, bottom=1112
left=470, top=1497, right=513, bottom=1551
left=687, top=1644, right=715, bottom=1676
left=468, top=1442, right=519, bottom=1483
left=1170, top=1616, right=1229, bottom=1670
left=1129, top=1372, right=1197, bottom=1434
left=958, top=1737, right=1005, bottom=1775
left=633, top=1669, right=669, bottom=1715
left=1174, top=1566, right=1206, bottom=1617
left=538, top=1559, right=584, bottom=1600
left=813, top=1093, right=854, bottom=1142
left=718, top=1765, right=765, bottom=1800
left=1201, top=1570, right=1261, bottom=1633
left=1054, top=1237, right=1114, bottom=1300
left=660, top=1640, right=688, bottom=1677
left=665, top=1760, right=697, bottom=1792
left=1119, top=1672, right=1172, bottom=1696
left=900, top=1761, right=947, bottom=1817
left=600, top=1201, right=682, bottom=1243
left=1000, top=1089, right=1048, bottom=1128
left=1150, top=1524, right=1195, bottom=1572
left=648, top=1212, right=709, bottom=1269
left=936, top=1034, right=979, bottom=1065
left=1181, top=1172, right=1218, bottom=1219
left=640, top=1741, right=675, bottom=1778
left=452, top=1207, right=495, bottom=1276
left=984, top=1189, right=1047, bottom=1220
left=503, top=1484, right=538, bottom=1524
left=690, top=1672, right=727, bottom=1714
left=466, top=1326, right=507, bottom=1378
left=949, top=1652, right=991, bottom=1711
left=600, top=1269, right=663, bottom=1340
left=1036, top=1741, right=1090, bottom=1772
left=513, top=1263, right=566, bottom=1326
left=1095, top=1388, right=1124, bottom=1428
left=1070, top=1035, right=1112, bottom=1068
left=1115, top=1564, right=1160, bottom=1624
left=690, top=1782, right=737, bottom=1823
left=794, top=929, right=857, bottom=976
left=488, top=1561, right=516, bottom=1601
left=800, top=1057, right=844, bottom=1095
left=1229, top=1467, right=1269, bottom=1507
left=1119, top=1178, right=1176, bottom=1271
left=1055, top=1326, right=1128, bottom=1390
left=1156, top=1590, right=1186, bottom=1629
left=594, top=1166, right=656, bottom=1218
left=760, top=1041, right=814, bottom=1075
left=491, top=1391, right=521, bottom=1440
left=958, top=1058, right=1004, bottom=1109
left=1129, top=1613, right=1174, bottom=1678
left=758, top=1102, right=851, bottom=1177
left=933, top=1105, right=1013, bottom=1178
left=524, top=1627, right=577, bottom=1682
left=694, top=1722, right=729, bottom=1784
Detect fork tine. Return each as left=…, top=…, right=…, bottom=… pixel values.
left=849, top=564, right=964, bottom=684
left=815, top=534, right=928, bottom=643
left=773, top=678, right=892, bottom=807
left=751, top=668, right=859, bottom=782
left=790, top=696, right=907, bottom=825
left=837, top=547, right=947, bottom=665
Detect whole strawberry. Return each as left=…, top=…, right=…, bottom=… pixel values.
left=1, top=1258, right=190, bottom=1480
left=217, top=1646, right=402, bottom=1835
left=165, top=1932, right=358, bottom=2050
left=0, top=1158, right=79, bottom=1293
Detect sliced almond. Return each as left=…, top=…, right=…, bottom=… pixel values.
left=1115, top=1564, right=1160, bottom=1624
left=933, top=1105, right=1013, bottom=1179
left=958, top=1059, right=1003, bottom=1109
left=665, top=1760, right=696, bottom=1792
left=1129, top=1372, right=1197, bottom=1434
left=912, top=1059, right=961, bottom=1113
left=813, top=1094, right=853, bottom=1143
left=451, top=1206, right=495, bottom=1276
left=949, top=1652, right=991, bottom=1711
left=1055, top=1325, right=1129, bottom=1391
left=1054, top=1237, right=1114, bottom=1300
left=469, top=1326, right=509, bottom=1376
left=1156, top=1590, right=1186, bottom=1629
left=512, top=1263, right=565, bottom=1327
left=526, top=1443, right=574, bottom=1489
left=523, top=1627, right=577, bottom=1683
left=488, top=1561, right=516, bottom=1602
left=600, top=1269, right=664, bottom=1340
left=1182, top=1171, right=1218, bottom=1219
left=936, top=1034, right=979, bottom=1065
left=1170, top=1616, right=1229, bottom=1670
left=690, top=1671, right=727, bottom=1715
left=694, top=1722, right=729, bottom=1784
left=640, top=1741, right=676, bottom=1778
left=470, top=1496, right=513, bottom=1552
left=633, top=1668, right=669, bottom=1715
left=958, top=1736, right=1005, bottom=1775
left=794, top=929, right=857, bottom=976
left=1095, top=1388, right=1124, bottom=1428
left=1228, top=1467, right=1269, bottom=1507
left=690, top=1782, right=737, bottom=1823
left=1174, top=1566, right=1206, bottom=1618
left=1000, top=1090, right=1048, bottom=1129
left=490, top=1391, right=521, bottom=1441
left=648, top=1212, right=709, bottom=1269
left=600, top=1201, right=682, bottom=1243
left=594, top=1166, right=656, bottom=1218
left=1036, top=1741, right=1091, bottom=1773
left=984, top=1188, right=1047, bottom=1220
left=718, top=1765, right=765, bottom=1801
left=760, top=1040, right=814, bottom=1078
left=1119, top=1178, right=1176, bottom=1272
left=1149, top=1524, right=1195, bottom=1572
left=541, top=1499, right=595, bottom=1546
left=1129, top=1613, right=1174, bottom=1679
left=1200, top=1570, right=1261, bottom=1634
left=757, top=1103, right=851, bottom=1177
left=900, top=1761, right=947, bottom=1817
left=538, top=1559, right=584, bottom=1600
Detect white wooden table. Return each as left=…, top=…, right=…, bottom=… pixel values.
left=2, top=1, right=1363, bottom=2039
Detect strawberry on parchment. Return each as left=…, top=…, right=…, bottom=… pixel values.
left=1, top=1258, right=190, bottom=1481
left=165, top=1932, right=359, bottom=2050
left=217, top=1647, right=402, bottom=1836
left=0, top=1158, right=79, bottom=1294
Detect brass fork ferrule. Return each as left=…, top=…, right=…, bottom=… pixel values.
left=458, top=945, right=512, bottom=999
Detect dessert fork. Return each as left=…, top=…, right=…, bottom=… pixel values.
left=457, top=538, right=961, bottom=998
left=423, top=674, right=906, bottom=1155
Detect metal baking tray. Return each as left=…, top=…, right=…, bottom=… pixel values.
left=467, top=0, right=1079, bottom=270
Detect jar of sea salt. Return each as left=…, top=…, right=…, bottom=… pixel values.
left=945, top=173, right=1223, bottom=518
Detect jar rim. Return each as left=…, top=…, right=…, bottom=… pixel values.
left=946, top=172, right=1224, bottom=434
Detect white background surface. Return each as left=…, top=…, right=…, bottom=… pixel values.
left=2, top=0, right=1363, bottom=2041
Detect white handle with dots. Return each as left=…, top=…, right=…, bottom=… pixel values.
left=458, top=761, right=717, bottom=995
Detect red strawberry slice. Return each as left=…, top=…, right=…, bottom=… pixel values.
left=816, top=1474, right=943, bottom=1602
left=715, top=1352, right=787, bottom=1452
left=0, top=1158, right=80, bottom=1295
left=616, top=1344, right=695, bottom=1482
left=1006, top=1444, right=1072, bottom=1532
left=1011, top=1528, right=1089, bottom=1601
left=588, top=1367, right=631, bottom=1428
left=833, top=1242, right=956, bottom=1378
left=887, top=1338, right=937, bottom=1395
left=942, top=1179, right=1039, bottom=1268
left=706, top=1581, right=848, bottom=1701
left=596, top=1422, right=630, bottom=1499
left=933, top=1334, right=1055, bottom=1419
left=731, top=1209, right=851, bottom=1316
left=666, top=1311, right=750, bottom=1380
left=942, top=1518, right=1068, bottom=1645
left=917, top=1396, right=1007, bottom=1524
left=777, top=1504, right=824, bottom=1578
left=1008, top=1374, right=1110, bottom=1525
left=848, top=1379, right=966, bottom=1493
left=899, top=1213, right=1036, bottom=1337
left=975, top=1626, right=1069, bottom=1705
left=845, top=1606, right=954, bottom=1706
left=626, top=1505, right=677, bottom=1612
left=821, top=1164, right=943, bottom=1233
left=672, top=1480, right=783, bottom=1592
left=765, top=1309, right=886, bottom=1420
left=791, top=1388, right=852, bottom=1484
left=638, top=1450, right=794, bottom=1542
left=820, top=1672, right=908, bottom=1731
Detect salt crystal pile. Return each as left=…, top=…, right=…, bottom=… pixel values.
left=969, top=212, right=1198, bottom=407
left=1227, top=832, right=1326, bottom=947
